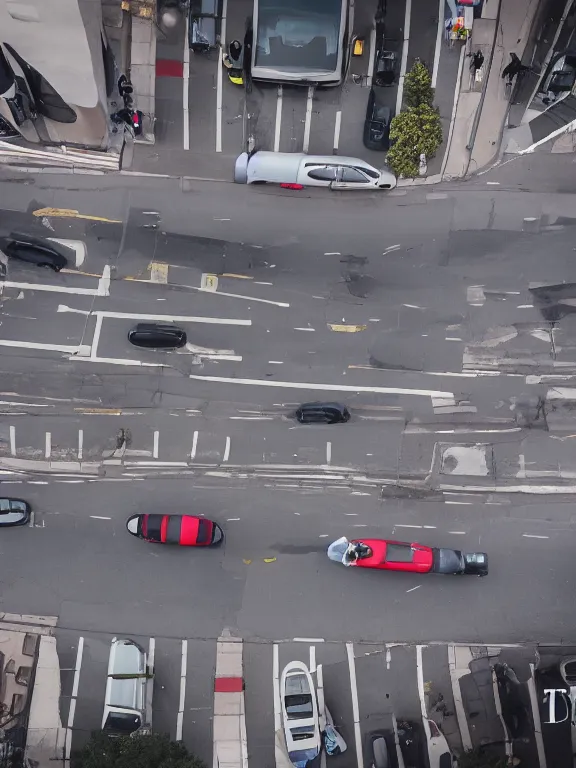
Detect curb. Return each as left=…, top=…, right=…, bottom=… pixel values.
left=213, top=633, right=247, bottom=768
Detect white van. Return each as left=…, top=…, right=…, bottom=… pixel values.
left=234, top=151, right=397, bottom=190
left=102, top=638, right=152, bottom=736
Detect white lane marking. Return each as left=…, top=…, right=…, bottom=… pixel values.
left=431, top=0, right=443, bottom=87
left=229, top=416, right=273, bottom=420
left=324, top=252, right=341, bottom=256
left=191, top=430, right=199, bottom=460
left=2, top=281, right=98, bottom=295
left=65, top=636, right=84, bottom=762
left=189, top=374, right=454, bottom=399
left=199, top=287, right=289, bottom=307
left=293, top=637, right=325, bottom=642
left=274, top=85, right=283, bottom=152
left=445, top=337, right=462, bottom=341
left=528, top=662, right=547, bottom=768
left=0, top=340, right=83, bottom=354
left=75, top=356, right=164, bottom=368
left=223, top=436, right=231, bottom=462
left=346, top=643, right=364, bottom=768
left=522, top=534, right=549, bottom=539
left=445, top=501, right=473, bottom=505
left=58, top=304, right=91, bottom=316
left=333, top=110, right=342, bottom=154
left=183, top=11, right=190, bottom=151
left=396, top=0, right=412, bottom=114
left=384, top=244, right=401, bottom=253
left=78, top=429, right=83, bottom=461
left=28, top=509, right=35, bottom=527
left=148, top=637, right=156, bottom=676
left=326, top=441, right=332, bottom=465
left=47, top=238, right=86, bottom=267
left=153, top=430, right=159, bottom=459
left=407, top=585, right=422, bottom=593
left=90, top=313, right=104, bottom=359
left=227, top=517, right=241, bottom=521
left=176, top=639, right=188, bottom=741
left=395, top=524, right=422, bottom=528
left=268, top=360, right=283, bottom=364
left=9, top=425, right=15, bottom=456
left=294, top=327, right=315, bottom=332
left=95, top=310, right=251, bottom=326
left=309, top=645, right=316, bottom=674
left=97, top=265, right=111, bottom=296
left=45, top=432, right=51, bottom=459
left=448, top=531, right=466, bottom=534
left=518, top=304, right=534, bottom=308
left=487, top=181, right=500, bottom=185
left=215, top=0, right=226, bottom=152
left=90, top=515, right=112, bottom=520
left=416, top=646, right=434, bottom=765
left=272, top=643, right=281, bottom=732
left=302, top=86, right=314, bottom=152
left=367, top=26, right=377, bottom=86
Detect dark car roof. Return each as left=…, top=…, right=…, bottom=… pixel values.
left=371, top=104, right=391, bottom=123
left=131, top=323, right=183, bottom=334
left=299, top=402, right=347, bottom=411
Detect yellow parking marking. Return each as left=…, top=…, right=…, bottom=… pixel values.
left=61, top=269, right=101, bottom=278
left=33, top=207, right=122, bottom=223
left=221, top=274, right=254, bottom=280
left=263, top=557, right=277, bottom=563
left=243, top=559, right=253, bottom=565
left=201, top=273, right=218, bottom=292
left=328, top=324, right=367, bottom=333
left=74, top=408, right=122, bottom=415
left=149, top=262, right=169, bottom=284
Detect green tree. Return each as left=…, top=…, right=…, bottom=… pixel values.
left=74, top=732, right=206, bottom=768
left=386, top=103, right=443, bottom=178
left=403, top=59, right=435, bottom=108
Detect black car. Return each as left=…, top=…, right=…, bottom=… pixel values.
left=363, top=90, right=393, bottom=151
left=295, top=402, right=350, bottom=424
left=128, top=323, right=187, bottom=349
left=4, top=236, right=68, bottom=272
left=0, top=498, right=31, bottom=526
left=373, top=47, right=397, bottom=87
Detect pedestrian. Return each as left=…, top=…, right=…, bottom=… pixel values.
left=470, top=50, right=484, bottom=73
left=228, top=40, right=242, bottom=65
left=502, top=52, right=522, bottom=82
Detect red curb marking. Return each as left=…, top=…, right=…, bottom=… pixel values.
left=156, top=59, right=184, bottom=77
left=215, top=677, right=244, bottom=693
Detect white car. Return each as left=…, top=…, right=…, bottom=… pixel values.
left=234, top=151, right=397, bottom=190
left=102, top=638, right=151, bottom=736
left=426, top=718, right=455, bottom=768
left=280, top=661, right=321, bottom=768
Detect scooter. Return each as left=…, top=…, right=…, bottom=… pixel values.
left=222, top=41, right=244, bottom=86
left=112, top=75, right=143, bottom=136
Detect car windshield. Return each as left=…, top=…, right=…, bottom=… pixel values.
left=287, top=748, right=319, bottom=768
left=286, top=694, right=313, bottom=719
left=104, top=712, right=141, bottom=733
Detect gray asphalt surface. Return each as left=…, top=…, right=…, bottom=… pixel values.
left=2, top=161, right=576, bottom=767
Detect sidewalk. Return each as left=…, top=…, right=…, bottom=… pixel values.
left=443, top=0, right=541, bottom=178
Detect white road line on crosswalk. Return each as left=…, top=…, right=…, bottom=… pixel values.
left=65, top=636, right=84, bottom=762
left=191, top=431, right=199, bottom=460
left=0, top=340, right=83, bottom=354
left=153, top=431, right=160, bottom=459
left=346, top=643, right=363, bottom=768
left=326, top=441, right=332, bottom=465
left=28, top=509, right=35, bottom=527
left=272, top=643, right=281, bottom=732
left=417, top=645, right=435, bottom=767
left=309, top=645, right=316, bottom=674
left=90, top=516, right=111, bottom=520
left=367, top=27, right=376, bottom=86
left=274, top=86, right=283, bottom=152
left=9, top=425, right=15, bottom=456
left=189, top=374, right=453, bottom=399
left=97, top=265, right=111, bottom=296
left=303, top=86, right=314, bottom=152
left=45, top=432, right=51, bottom=459
left=183, top=12, right=190, bottom=151
left=176, top=639, right=188, bottom=741
left=223, top=436, right=231, bottom=462
left=528, top=662, right=547, bottom=768
left=215, top=0, right=227, bottom=153
left=78, top=429, right=83, bottom=461
left=90, top=313, right=104, bottom=359
left=391, top=714, right=406, bottom=768
left=2, top=281, right=98, bottom=295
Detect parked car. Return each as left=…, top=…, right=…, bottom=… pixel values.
left=280, top=661, right=321, bottom=768
left=102, top=638, right=151, bottom=736
left=234, top=151, right=396, bottom=190
left=3, top=235, right=68, bottom=271
left=126, top=513, right=224, bottom=546
left=128, top=323, right=187, bottom=349
left=426, top=718, right=455, bottom=768
left=295, top=402, right=350, bottom=424
left=363, top=90, right=393, bottom=151
left=368, top=730, right=395, bottom=768
left=0, top=498, right=31, bottom=526
left=0, top=115, right=20, bottom=141
left=373, top=45, right=398, bottom=87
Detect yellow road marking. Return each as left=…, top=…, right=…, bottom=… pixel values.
left=221, top=274, right=254, bottom=280
left=61, top=269, right=101, bottom=278
left=33, top=207, right=122, bottom=223
left=328, top=324, right=367, bottom=333
left=243, top=559, right=252, bottom=565
left=149, top=262, right=169, bottom=284
left=263, top=557, right=277, bottom=563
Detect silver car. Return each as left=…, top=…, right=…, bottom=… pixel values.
left=102, top=638, right=152, bottom=736
left=235, top=151, right=396, bottom=190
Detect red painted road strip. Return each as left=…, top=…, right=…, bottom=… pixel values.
left=156, top=59, right=184, bottom=77
left=214, top=677, right=244, bottom=693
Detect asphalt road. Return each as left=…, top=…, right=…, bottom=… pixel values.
left=1, top=161, right=576, bottom=766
